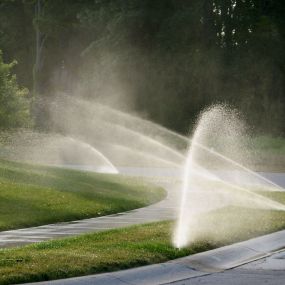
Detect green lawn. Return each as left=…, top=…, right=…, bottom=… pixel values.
left=187, top=135, right=285, bottom=172
left=251, top=135, right=285, bottom=154
left=1, top=190, right=285, bottom=284
left=248, top=135, right=285, bottom=172
left=0, top=159, right=165, bottom=231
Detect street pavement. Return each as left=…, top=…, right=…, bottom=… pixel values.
left=168, top=250, right=285, bottom=285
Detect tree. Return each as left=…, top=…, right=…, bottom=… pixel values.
left=0, top=0, right=284, bottom=134
left=33, top=0, right=47, bottom=96
left=0, top=50, right=31, bottom=129
left=0, top=0, right=34, bottom=90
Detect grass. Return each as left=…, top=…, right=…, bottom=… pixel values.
left=250, top=135, right=285, bottom=154
left=247, top=135, right=285, bottom=172
left=1, top=190, right=285, bottom=284
left=188, top=134, right=285, bottom=172
left=0, top=159, right=165, bottom=231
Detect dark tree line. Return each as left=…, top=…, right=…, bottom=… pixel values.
left=0, top=0, right=284, bottom=134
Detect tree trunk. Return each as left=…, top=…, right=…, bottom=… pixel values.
left=33, top=0, right=46, bottom=96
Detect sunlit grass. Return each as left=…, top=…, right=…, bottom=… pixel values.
left=1, top=190, right=285, bottom=284
left=0, top=159, right=165, bottom=231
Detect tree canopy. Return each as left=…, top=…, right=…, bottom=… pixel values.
left=0, top=0, right=284, bottom=134
left=0, top=50, right=31, bottom=129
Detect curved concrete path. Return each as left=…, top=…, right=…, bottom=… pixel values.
left=0, top=177, right=179, bottom=248
left=2, top=170, right=284, bottom=249
left=1, top=168, right=285, bottom=284
left=1, top=169, right=284, bottom=249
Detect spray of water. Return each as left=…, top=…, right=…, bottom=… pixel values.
left=49, top=96, right=186, bottom=167
left=100, top=143, right=180, bottom=168
left=49, top=96, right=282, bottom=189
left=1, top=99, right=282, bottom=190
left=193, top=141, right=282, bottom=190
left=63, top=137, right=118, bottom=173
left=0, top=131, right=118, bottom=174
left=1, top=100, right=284, bottom=246
left=174, top=105, right=285, bottom=248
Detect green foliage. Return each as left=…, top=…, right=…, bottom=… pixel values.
left=0, top=1, right=284, bottom=135
left=77, top=0, right=285, bottom=135
left=0, top=51, right=31, bottom=129
left=0, top=1, right=34, bottom=91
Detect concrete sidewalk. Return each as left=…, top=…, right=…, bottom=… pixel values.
left=2, top=170, right=283, bottom=249
left=28, top=229, right=285, bottom=285
left=0, top=179, right=179, bottom=249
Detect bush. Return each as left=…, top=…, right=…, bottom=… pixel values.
left=0, top=50, right=31, bottom=129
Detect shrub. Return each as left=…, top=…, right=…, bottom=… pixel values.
left=0, top=50, right=31, bottom=129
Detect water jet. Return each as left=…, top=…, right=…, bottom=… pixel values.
left=174, top=105, right=285, bottom=249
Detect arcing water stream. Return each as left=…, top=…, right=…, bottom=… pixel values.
left=1, top=99, right=284, bottom=250
left=173, top=105, right=285, bottom=248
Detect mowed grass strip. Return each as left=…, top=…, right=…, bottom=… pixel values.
left=0, top=159, right=165, bottom=231
left=1, top=191, right=285, bottom=284
left=0, top=222, right=192, bottom=285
